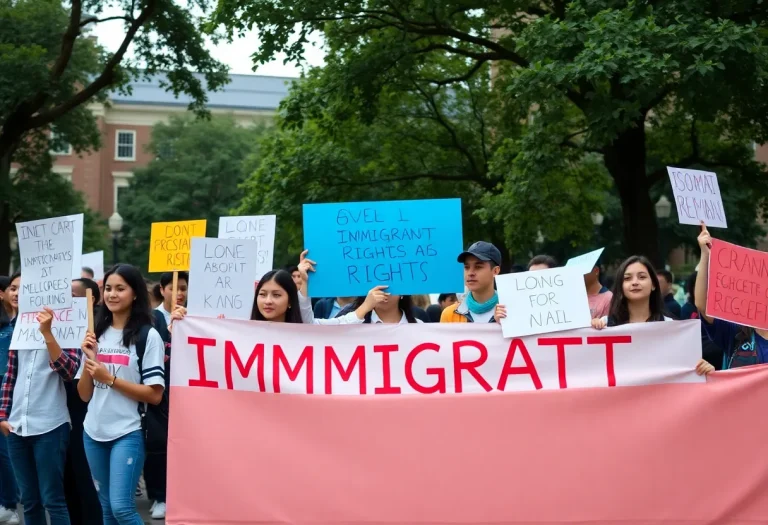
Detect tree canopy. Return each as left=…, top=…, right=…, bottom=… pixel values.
left=119, top=115, right=266, bottom=274
left=0, top=0, right=229, bottom=272
left=216, top=0, right=768, bottom=266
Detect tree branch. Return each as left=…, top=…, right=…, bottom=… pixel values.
left=25, top=0, right=158, bottom=130
left=80, top=15, right=133, bottom=27
left=422, top=58, right=488, bottom=86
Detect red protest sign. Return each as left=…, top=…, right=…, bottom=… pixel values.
left=706, top=238, right=768, bottom=329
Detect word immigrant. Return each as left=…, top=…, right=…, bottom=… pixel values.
left=170, top=317, right=704, bottom=395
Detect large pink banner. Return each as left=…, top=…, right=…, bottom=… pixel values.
left=167, top=319, right=768, bottom=524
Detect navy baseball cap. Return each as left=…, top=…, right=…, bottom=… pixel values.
left=457, top=241, right=502, bottom=266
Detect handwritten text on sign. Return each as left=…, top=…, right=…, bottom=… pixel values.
left=667, top=167, right=727, bottom=228
left=171, top=317, right=704, bottom=394
left=16, top=215, right=80, bottom=313
left=187, top=238, right=258, bottom=320
left=148, top=220, right=207, bottom=273
left=495, top=268, right=592, bottom=338
left=706, top=238, right=768, bottom=329
left=10, top=298, right=87, bottom=350
left=303, top=199, right=464, bottom=297
left=217, top=216, right=276, bottom=281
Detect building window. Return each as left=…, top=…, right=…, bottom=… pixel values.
left=49, top=131, right=72, bottom=156
left=112, top=171, right=133, bottom=213
left=115, top=130, right=136, bottom=161
left=52, top=165, right=74, bottom=183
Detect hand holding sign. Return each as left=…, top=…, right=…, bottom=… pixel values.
left=698, top=221, right=712, bottom=252
left=37, top=307, right=55, bottom=338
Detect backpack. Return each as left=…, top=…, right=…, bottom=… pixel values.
left=726, top=331, right=760, bottom=370
left=135, top=311, right=171, bottom=453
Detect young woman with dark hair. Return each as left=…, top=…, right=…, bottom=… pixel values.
left=597, top=255, right=666, bottom=327
left=77, top=264, right=166, bottom=525
left=591, top=256, right=714, bottom=376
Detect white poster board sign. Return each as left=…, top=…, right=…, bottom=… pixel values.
left=16, top=215, right=81, bottom=313
left=82, top=251, right=104, bottom=281
left=218, top=216, right=276, bottom=280
left=187, top=237, right=259, bottom=320
left=65, top=213, right=84, bottom=279
left=565, top=248, right=604, bottom=274
left=495, top=267, right=592, bottom=338
left=667, top=167, right=727, bottom=228
left=10, top=298, right=87, bottom=350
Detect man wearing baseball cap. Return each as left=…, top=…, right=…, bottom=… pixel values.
left=441, top=241, right=502, bottom=323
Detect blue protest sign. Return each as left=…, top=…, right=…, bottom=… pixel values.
left=303, top=199, right=464, bottom=297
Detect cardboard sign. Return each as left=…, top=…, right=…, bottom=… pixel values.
left=217, top=216, right=276, bottom=280
left=303, top=199, right=464, bottom=297
left=148, top=220, right=207, bottom=273
left=10, top=298, right=87, bottom=350
left=82, top=251, right=104, bottom=281
left=565, top=248, right=604, bottom=274
left=495, top=267, right=592, bottom=338
left=16, top=215, right=81, bottom=313
left=65, top=213, right=84, bottom=279
left=667, top=167, right=727, bottom=228
left=706, top=238, right=768, bottom=329
left=187, top=238, right=258, bottom=320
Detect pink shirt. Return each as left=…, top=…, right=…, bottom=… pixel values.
left=588, top=291, right=613, bottom=319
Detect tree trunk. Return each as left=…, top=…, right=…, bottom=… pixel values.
left=0, top=146, right=13, bottom=275
left=602, top=121, right=662, bottom=268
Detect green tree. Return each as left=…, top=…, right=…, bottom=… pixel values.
left=214, top=0, right=768, bottom=266
left=0, top=0, right=228, bottom=272
left=119, top=115, right=265, bottom=274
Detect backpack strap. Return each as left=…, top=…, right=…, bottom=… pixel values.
left=135, top=324, right=153, bottom=379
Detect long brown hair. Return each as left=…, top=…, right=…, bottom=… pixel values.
left=607, top=255, right=665, bottom=326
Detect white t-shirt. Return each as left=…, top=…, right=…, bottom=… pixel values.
left=79, top=326, right=166, bottom=442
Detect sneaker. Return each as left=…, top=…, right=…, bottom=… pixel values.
left=0, top=506, right=15, bottom=523
left=6, top=511, right=18, bottom=525
left=150, top=501, right=157, bottom=513
left=135, top=486, right=143, bottom=498
left=151, top=501, right=166, bottom=520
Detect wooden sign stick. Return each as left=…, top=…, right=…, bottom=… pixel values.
left=85, top=288, right=95, bottom=333
left=171, top=271, right=179, bottom=313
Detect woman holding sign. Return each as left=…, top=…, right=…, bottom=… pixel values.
left=694, top=223, right=768, bottom=369
left=589, top=255, right=714, bottom=376
left=295, top=252, right=391, bottom=324
left=77, top=264, right=166, bottom=525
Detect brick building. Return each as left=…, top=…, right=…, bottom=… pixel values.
left=49, top=73, right=292, bottom=218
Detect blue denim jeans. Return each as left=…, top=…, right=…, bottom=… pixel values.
left=0, top=433, right=18, bottom=509
left=7, top=423, right=71, bottom=525
left=83, top=430, right=145, bottom=525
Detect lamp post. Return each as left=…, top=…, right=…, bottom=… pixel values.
left=655, top=196, right=672, bottom=270
left=8, top=236, right=18, bottom=274
left=108, top=212, right=124, bottom=266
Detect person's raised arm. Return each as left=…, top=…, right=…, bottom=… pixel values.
left=352, top=286, right=390, bottom=320
left=694, top=222, right=714, bottom=323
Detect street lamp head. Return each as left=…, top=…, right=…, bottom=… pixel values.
left=655, top=195, right=672, bottom=219
left=108, top=212, right=124, bottom=234
left=591, top=212, right=604, bottom=226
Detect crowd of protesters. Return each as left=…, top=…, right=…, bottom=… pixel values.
left=0, top=221, right=759, bottom=524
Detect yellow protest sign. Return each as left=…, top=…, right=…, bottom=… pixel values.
left=148, top=220, right=207, bottom=272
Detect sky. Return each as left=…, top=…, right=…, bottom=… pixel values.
left=90, top=16, right=326, bottom=78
